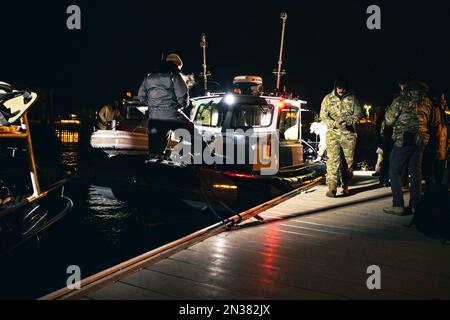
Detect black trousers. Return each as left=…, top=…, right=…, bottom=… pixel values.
left=148, top=118, right=195, bottom=156
left=422, top=143, right=443, bottom=194
left=389, top=145, right=424, bottom=208
left=379, top=145, right=392, bottom=185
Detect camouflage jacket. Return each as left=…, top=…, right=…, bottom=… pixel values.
left=320, top=91, right=362, bottom=132
left=384, top=90, right=439, bottom=147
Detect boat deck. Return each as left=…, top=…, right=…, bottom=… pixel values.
left=64, top=173, right=450, bottom=299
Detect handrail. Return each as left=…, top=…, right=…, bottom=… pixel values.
left=0, top=133, right=27, bottom=138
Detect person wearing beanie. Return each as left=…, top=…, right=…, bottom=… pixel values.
left=138, top=53, right=196, bottom=161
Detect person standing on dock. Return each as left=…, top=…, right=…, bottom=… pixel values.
left=375, top=105, right=393, bottom=187
left=138, top=54, right=196, bottom=160
left=320, top=78, right=362, bottom=197
left=383, top=81, right=439, bottom=216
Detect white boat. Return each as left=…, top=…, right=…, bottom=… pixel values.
left=90, top=100, right=148, bottom=157
left=90, top=129, right=148, bottom=157
left=91, top=89, right=326, bottom=212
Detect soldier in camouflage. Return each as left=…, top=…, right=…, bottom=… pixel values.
left=383, top=81, right=440, bottom=216
left=320, top=79, right=362, bottom=197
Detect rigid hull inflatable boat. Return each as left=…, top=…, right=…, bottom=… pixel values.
left=92, top=92, right=325, bottom=212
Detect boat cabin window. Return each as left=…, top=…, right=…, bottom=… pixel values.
left=232, top=83, right=263, bottom=96
left=194, top=102, right=223, bottom=127
left=230, top=104, right=273, bottom=129
left=279, top=107, right=300, bottom=140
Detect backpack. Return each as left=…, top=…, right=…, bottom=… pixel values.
left=413, top=188, right=450, bottom=241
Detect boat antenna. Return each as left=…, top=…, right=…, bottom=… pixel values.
left=273, top=12, right=288, bottom=95
left=200, top=33, right=211, bottom=95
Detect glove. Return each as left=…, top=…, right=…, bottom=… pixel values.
left=344, top=115, right=358, bottom=126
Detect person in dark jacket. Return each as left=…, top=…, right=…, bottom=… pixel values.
left=138, top=54, right=196, bottom=160
left=375, top=106, right=393, bottom=187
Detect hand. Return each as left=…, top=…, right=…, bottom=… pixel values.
left=335, top=121, right=347, bottom=130
left=344, top=115, right=358, bottom=125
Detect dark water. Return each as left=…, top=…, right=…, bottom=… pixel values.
left=0, top=125, right=220, bottom=299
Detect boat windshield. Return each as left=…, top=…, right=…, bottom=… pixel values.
left=279, top=107, right=300, bottom=140
left=194, top=102, right=224, bottom=127
left=230, top=103, right=273, bottom=129
left=125, top=105, right=147, bottom=120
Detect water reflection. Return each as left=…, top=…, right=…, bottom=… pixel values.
left=55, top=130, right=80, bottom=168
left=85, top=186, right=136, bottom=245
left=55, top=129, right=79, bottom=144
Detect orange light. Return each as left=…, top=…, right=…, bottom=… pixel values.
left=59, top=120, right=81, bottom=125
left=278, top=100, right=285, bottom=108
left=213, top=184, right=238, bottom=190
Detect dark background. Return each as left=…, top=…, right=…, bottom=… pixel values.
left=1, top=0, right=449, bottom=113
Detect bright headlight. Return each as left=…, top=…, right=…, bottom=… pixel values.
left=224, top=94, right=235, bottom=105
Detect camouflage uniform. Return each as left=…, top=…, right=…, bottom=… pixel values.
left=384, top=82, right=439, bottom=208
left=320, top=90, right=362, bottom=190
left=385, top=88, right=437, bottom=147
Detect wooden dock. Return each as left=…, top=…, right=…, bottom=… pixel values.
left=47, top=172, right=450, bottom=300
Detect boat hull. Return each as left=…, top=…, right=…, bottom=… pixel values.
left=0, top=181, right=73, bottom=254
left=92, top=155, right=326, bottom=212
left=90, top=130, right=148, bottom=157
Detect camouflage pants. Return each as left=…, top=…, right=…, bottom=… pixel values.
left=326, top=129, right=357, bottom=189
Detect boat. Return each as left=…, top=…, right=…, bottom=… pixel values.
left=0, top=83, right=73, bottom=254
left=91, top=79, right=326, bottom=212
left=90, top=99, right=148, bottom=157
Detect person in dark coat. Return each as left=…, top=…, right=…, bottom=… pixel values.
left=376, top=106, right=393, bottom=187
left=138, top=54, right=196, bottom=159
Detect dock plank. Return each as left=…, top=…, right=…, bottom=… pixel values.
left=121, top=269, right=258, bottom=300
left=86, top=281, right=175, bottom=300
left=76, top=175, right=450, bottom=300
left=145, top=259, right=336, bottom=299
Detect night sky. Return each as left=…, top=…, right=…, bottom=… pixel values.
left=2, top=0, right=449, bottom=113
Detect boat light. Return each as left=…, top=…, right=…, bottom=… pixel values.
left=224, top=94, right=235, bottom=105
left=213, top=184, right=238, bottom=190
left=223, top=171, right=255, bottom=179
left=278, top=100, right=286, bottom=109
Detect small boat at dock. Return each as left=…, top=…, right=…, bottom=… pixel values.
left=91, top=82, right=326, bottom=212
